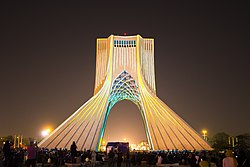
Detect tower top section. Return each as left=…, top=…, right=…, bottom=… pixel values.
left=94, top=34, right=156, bottom=95
left=98, top=34, right=153, bottom=40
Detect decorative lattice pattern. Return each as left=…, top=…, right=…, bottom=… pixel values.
left=108, top=71, right=140, bottom=109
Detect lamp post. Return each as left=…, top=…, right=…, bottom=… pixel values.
left=101, top=140, right=106, bottom=152
left=202, top=130, right=207, bottom=141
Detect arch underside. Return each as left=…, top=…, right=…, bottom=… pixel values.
left=39, top=71, right=211, bottom=151
left=108, top=70, right=141, bottom=109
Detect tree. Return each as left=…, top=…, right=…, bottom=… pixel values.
left=211, top=132, right=230, bottom=151
left=236, top=133, right=250, bottom=151
left=22, top=137, right=35, bottom=147
left=5, top=135, right=14, bottom=142
left=0, top=135, right=14, bottom=148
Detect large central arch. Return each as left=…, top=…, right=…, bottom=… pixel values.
left=101, top=70, right=149, bottom=146
left=103, top=99, right=146, bottom=145
left=39, top=34, right=212, bottom=151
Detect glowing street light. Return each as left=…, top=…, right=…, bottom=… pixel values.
left=41, top=129, right=51, bottom=138
left=100, top=140, right=106, bottom=152
left=202, top=130, right=207, bottom=140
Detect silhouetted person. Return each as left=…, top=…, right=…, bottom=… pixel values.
left=108, top=147, right=115, bottom=167
left=26, top=141, right=37, bottom=167
left=125, top=150, right=131, bottom=167
left=3, top=140, right=13, bottom=167
left=70, top=141, right=77, bottom=163
left=189, top=153, right=198, bottom=167
left=131, top=151, right=136, bottom=166
left=117, top=148, right=123, bottom=167
left=237, top=150, right=247, bottom=167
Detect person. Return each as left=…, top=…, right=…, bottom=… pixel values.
left=237, top=150, right=247, bottom=167
left=125, top=150, right=131, bottom=167
left=188, top=153, right=199, bottom=167
left=57, top=148, right=64, bottom=166
left=131, top=150, right=136, bottom=166
left=70, top=141, right=77, bottom=163
left=108, top=147, right=115, bottom=167
left=26, top=141, right=37, bottom=167
left=116, top=148, right=123, bottom=167
left=210, top=156, right=218, bottom=167
left=3, top=140, right=13, bottom=167
left=199, top=156, right=209, bottom=167
left=222, top=150, right=238, bottom=167
left=156, top=154, right=163, bottom=165
left=91, top=150, right=96, bottom=167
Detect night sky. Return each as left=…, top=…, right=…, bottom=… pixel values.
left=0, top=1, right=249, bottom=144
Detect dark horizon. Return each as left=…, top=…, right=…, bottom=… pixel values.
left=0, top=1, right=249, bottom=143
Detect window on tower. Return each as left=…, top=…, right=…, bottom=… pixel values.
left=114, top=40, right=136, bottom=47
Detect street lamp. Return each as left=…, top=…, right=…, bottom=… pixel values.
left=202, top=130, right=207, bottom=140
left=100, top=140, right=106, bottom=152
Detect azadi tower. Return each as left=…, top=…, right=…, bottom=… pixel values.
left=39, top=34, right=212, bottom=151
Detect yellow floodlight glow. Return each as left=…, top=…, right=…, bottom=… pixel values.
left=202, top=130, right=207, bottom=134
left=41, top=129, right=51, bottom=137
left=202, top=129, right=208, bottom=140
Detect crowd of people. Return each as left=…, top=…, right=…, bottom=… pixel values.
left=0, top=140, right=249, bottom=167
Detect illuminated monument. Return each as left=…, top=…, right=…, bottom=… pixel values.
left=39, top=34, right=212, bottom=151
